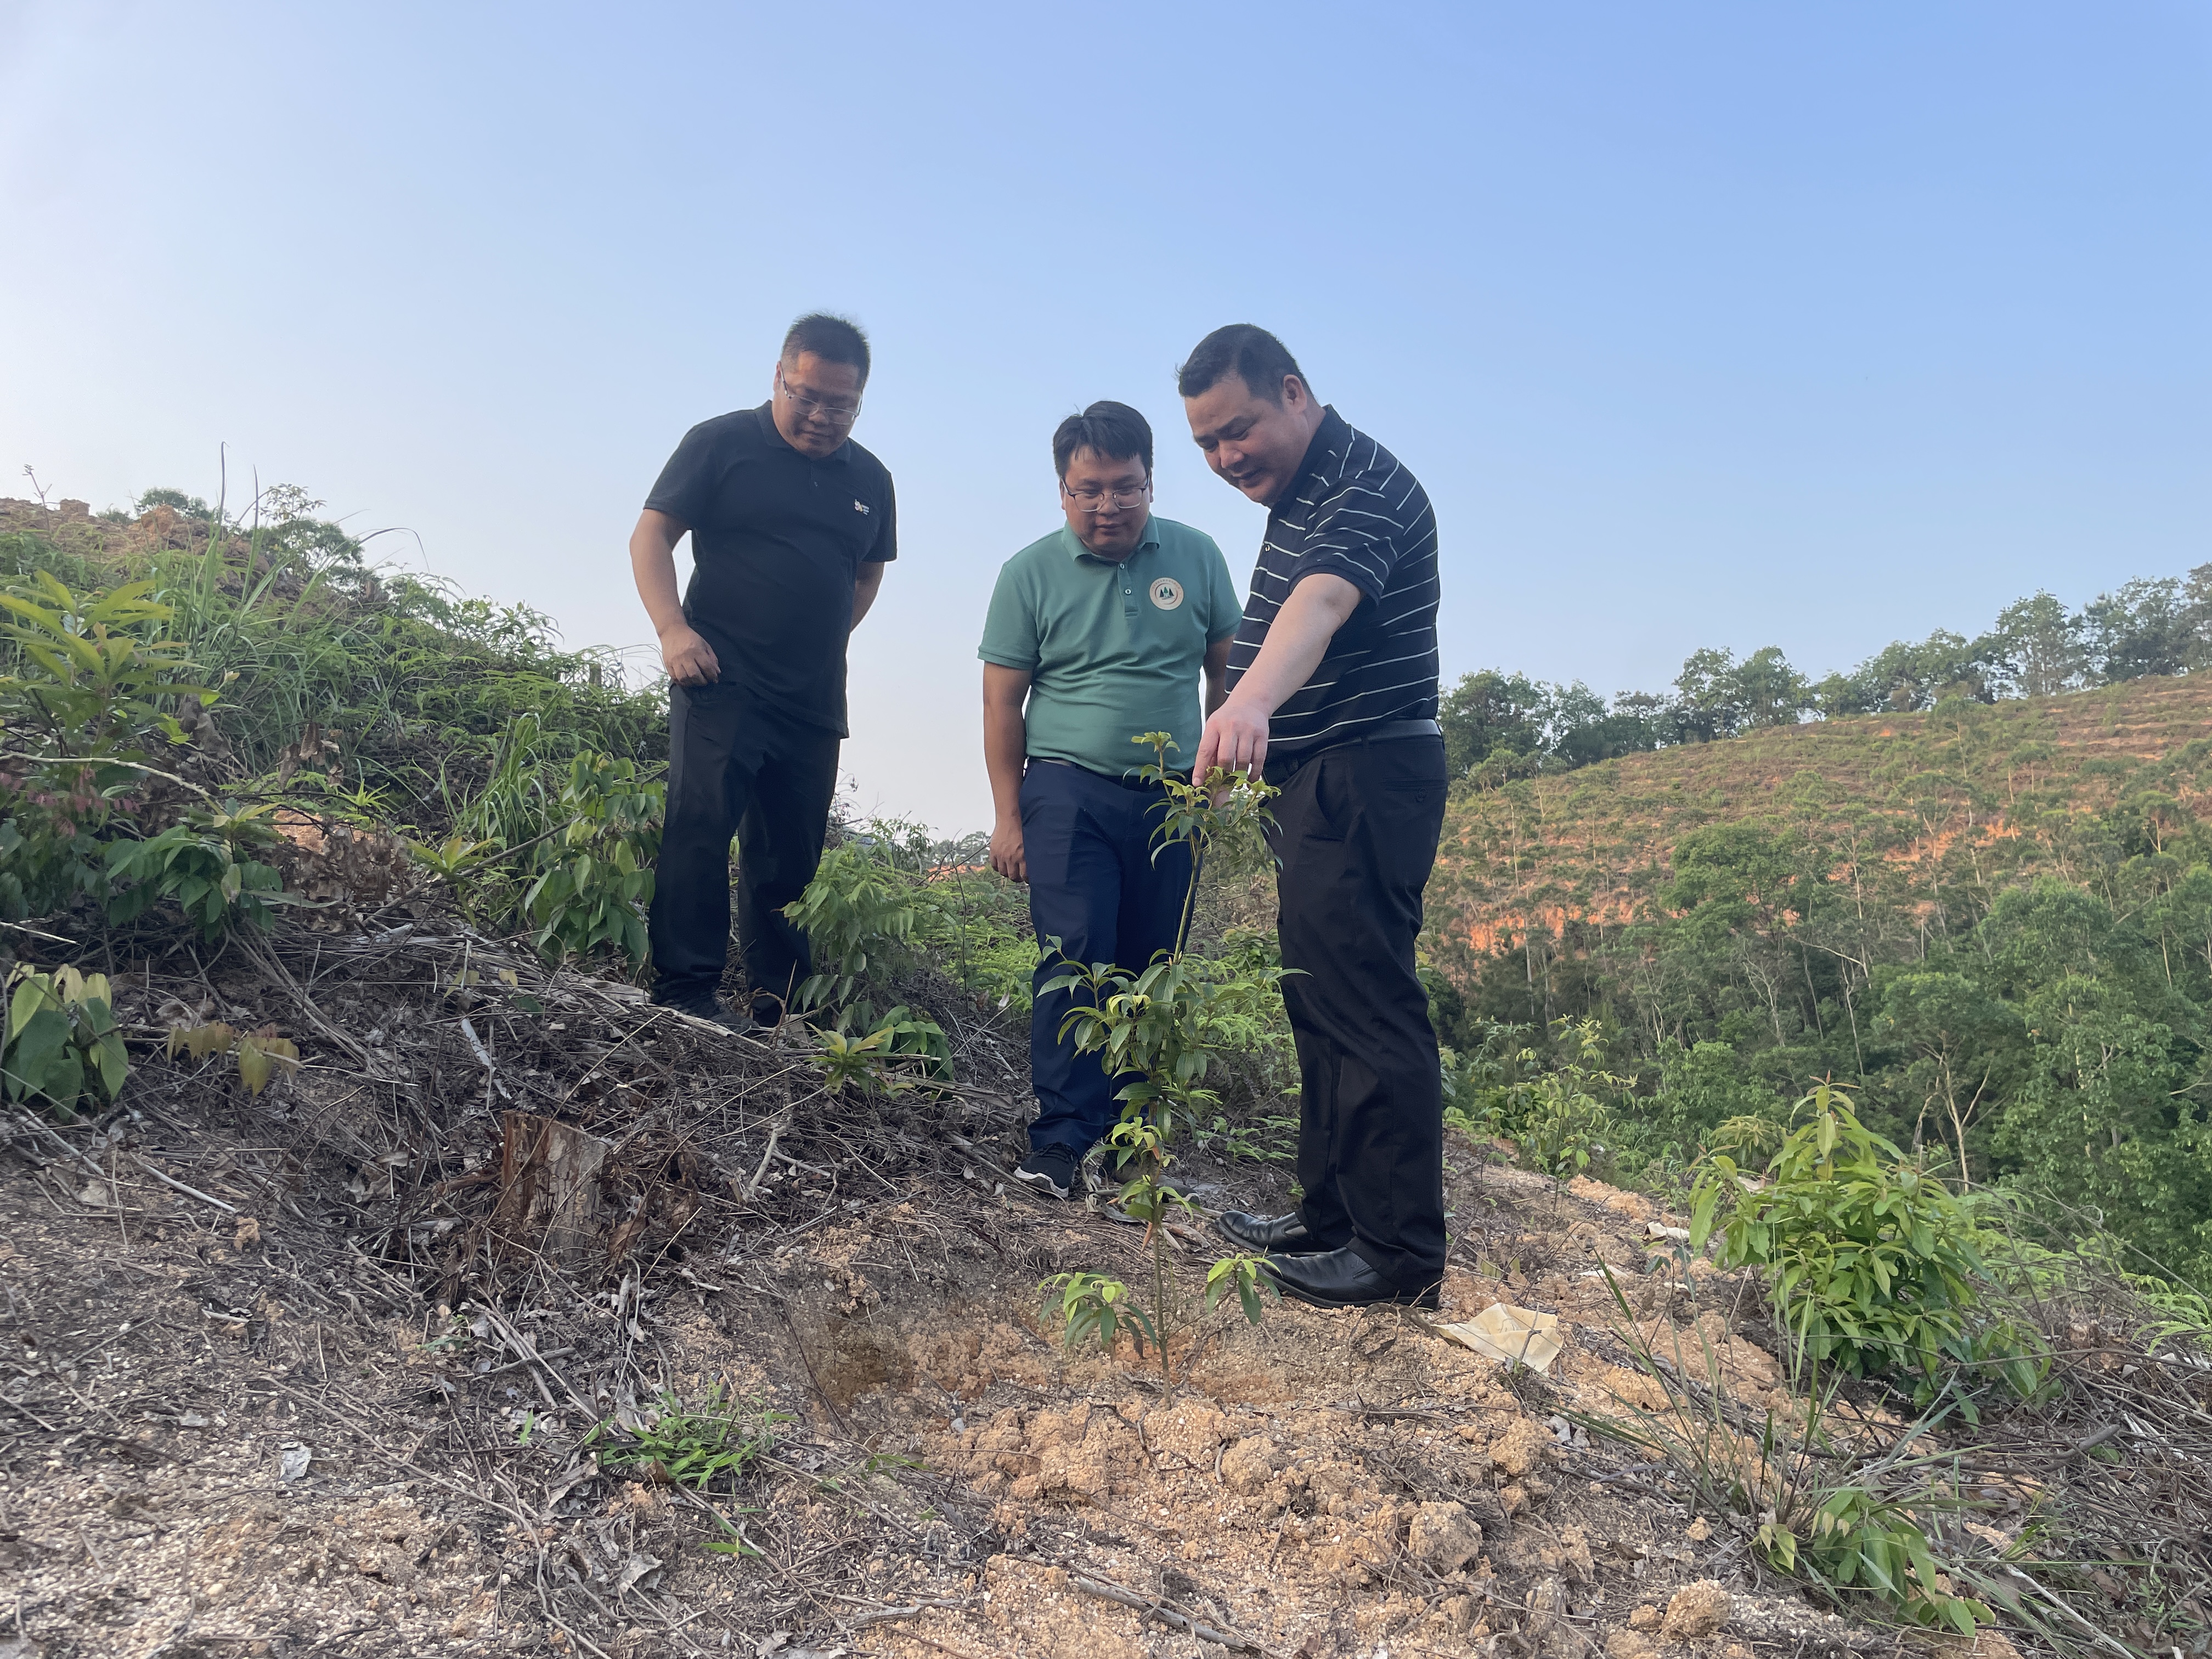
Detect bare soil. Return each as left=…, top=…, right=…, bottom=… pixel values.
left=1, top=906, right=1931, bottom=1658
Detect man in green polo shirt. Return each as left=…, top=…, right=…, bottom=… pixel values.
left=979, top=401, right=1241, bottom=1198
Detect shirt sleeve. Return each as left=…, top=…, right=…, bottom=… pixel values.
left=976, top=560, right=1040, bottom=672
left=642, top=421, right=721, bottom=526
left=1200, top=535, right=1243, bottom=643
left=865, top=469, right=897, bottom=563
left=1286, top=475, right=1408, bottom=604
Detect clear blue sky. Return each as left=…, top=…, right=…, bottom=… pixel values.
left=4, top=3, right=2207, bottom=830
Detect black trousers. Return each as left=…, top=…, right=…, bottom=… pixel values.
left=1263, top=732, right=1449, bottom=1289
left=647, top=680, right=841, bottom=1008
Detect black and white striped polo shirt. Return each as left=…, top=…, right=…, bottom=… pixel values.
left=1224, top=405, right=1440, bottom=750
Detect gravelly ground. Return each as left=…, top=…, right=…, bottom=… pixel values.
left=0, top=917, right=1920, bottom=1658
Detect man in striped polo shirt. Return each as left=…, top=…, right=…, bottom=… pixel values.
left=1180, top=325, right=1449, bottom=1310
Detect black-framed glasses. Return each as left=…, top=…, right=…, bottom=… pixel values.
left=1063, top=479, right=1152, bottom=512
left=777, top=373, right=862, bottom=426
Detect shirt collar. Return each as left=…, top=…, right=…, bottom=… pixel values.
left=1276, top=405, right=1350, bottom=507
left=753, top=399, right=852, bottom=465
left=1058, top=515, right=1160, bottom=565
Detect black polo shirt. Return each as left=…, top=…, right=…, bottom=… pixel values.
left=645, top=402, right=896, bottom=734
left=1224, top=405, right=1440, bottom=749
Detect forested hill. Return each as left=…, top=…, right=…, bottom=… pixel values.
left=1423, top=669, right=2212, bottom=1280
left=1432, top=670, right=2212, bottom=980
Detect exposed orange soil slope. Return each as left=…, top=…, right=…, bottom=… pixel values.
left=1430, top=675, right=2212, bottom=960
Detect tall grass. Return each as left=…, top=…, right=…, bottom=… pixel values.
left=1, top=503, right=663, bottom=833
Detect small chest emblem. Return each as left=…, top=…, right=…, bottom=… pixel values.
left=1148, top=577, right=1184, bottom=612
left=853, top=499, right=870, bottom=514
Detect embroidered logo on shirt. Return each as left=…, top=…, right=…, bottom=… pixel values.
left=1149, top=577, right=1184, bottom=612
left=853, top=500, right=871, bottom=514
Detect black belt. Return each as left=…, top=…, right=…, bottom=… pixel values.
left=1026, top=756, right=1184, bottom=793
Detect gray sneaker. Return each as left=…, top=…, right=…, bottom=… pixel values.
left=1013, top=1146, right=1081, bottom=1200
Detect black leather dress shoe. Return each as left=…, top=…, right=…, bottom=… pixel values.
left=1262, top=1246, right=1441, bottom=1310
left=1216, top=1210, right=1315, bottom=1252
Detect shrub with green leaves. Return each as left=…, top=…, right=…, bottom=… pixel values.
left=868, top=1003, right=952, bottom=1081
left=0, top=791, right=108, bottom=922
left=785, top=844, right=928, bottom=1011
left=1512, top=1020, right=1626, bottom=1177
left=1448, top=1018, right=1626, bottom=1178
left=1691, top=1084, right=2036, bottom=1398
left=3, top=964, right=128, bottom=1119
left=404, top=720, right=662, bottom=963
left=780, top=815, right=1039, bottom=1020
left=104, top=802, right=287, bottom=938
left=812, top=1026, right=905, bottom=1095
left=518, top=750, right=661, bottom=962
left=0, top=571, right=211, bottom=755
left=0, top=571, right=212, bottom=919
left=810, top=1005, right=955, bottom=1094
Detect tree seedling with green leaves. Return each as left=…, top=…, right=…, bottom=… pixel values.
left=104, top=800, right=288, bottom=938
left=1036, top=732, right=1286, bottom=1395
left=0, top=571, right=224, bottom=919
left=0, top=571, right=212, bottom=758
left=1690, top=1082, right=2044, bottom=1408
left=3, top=963, right=129, bottom=1119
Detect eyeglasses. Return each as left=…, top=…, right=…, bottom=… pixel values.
left=1063, top=479, right=1152, bottom=512
left=777, top=374, right=862, bottom=426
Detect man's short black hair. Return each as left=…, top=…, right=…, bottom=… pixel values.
left=781, top=313, right=871, bottom=383
left=1052, top=400, right=1153, bottom=479
left=1176, top=324, right=1309, bottom=406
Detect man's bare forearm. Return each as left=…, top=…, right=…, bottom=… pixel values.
left=1219, top=574, right=1360, bottom=719
left=1193, top=573, right=1362, bottom=776
left=629, top=511, right=689, bottom=637
left=1203, top=637, right=1233, bottom=716
left=631, top=509, right=720, bottom=684
left=983, top=699, right=1028, bottom=822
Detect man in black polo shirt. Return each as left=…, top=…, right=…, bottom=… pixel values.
left=630, top=313, right=895, bottom=1028
left=1180, top=324, right=1448, bottom=1310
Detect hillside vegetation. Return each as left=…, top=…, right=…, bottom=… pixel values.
left=1427, top=671, right=2212, bottom=1281
left=9, top=483, right=2212, bottom=1655
left=0, top=492, right=661, bottom=831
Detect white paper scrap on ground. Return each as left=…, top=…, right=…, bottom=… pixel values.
left=1435, top=1303, right=1565, bottom=1372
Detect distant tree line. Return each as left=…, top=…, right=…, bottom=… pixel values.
left=1442, top=563, right=2212, bottom=781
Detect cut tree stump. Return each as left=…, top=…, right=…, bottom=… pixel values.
left=491, top=1112, right=611, bottom=1267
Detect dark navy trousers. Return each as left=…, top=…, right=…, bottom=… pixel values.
left=1021, top=759, right=1195, bottom=1156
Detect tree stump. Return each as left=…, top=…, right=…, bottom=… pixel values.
left=490, top=1112, right=610, bottom=1268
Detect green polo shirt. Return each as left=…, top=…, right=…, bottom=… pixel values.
left=979, top=515, right=1241, bottom=779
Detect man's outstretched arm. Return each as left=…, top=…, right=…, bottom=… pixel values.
left=1193, top=572, right=1362, bottom=776
left=629, top=509, right=720, bottom=685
